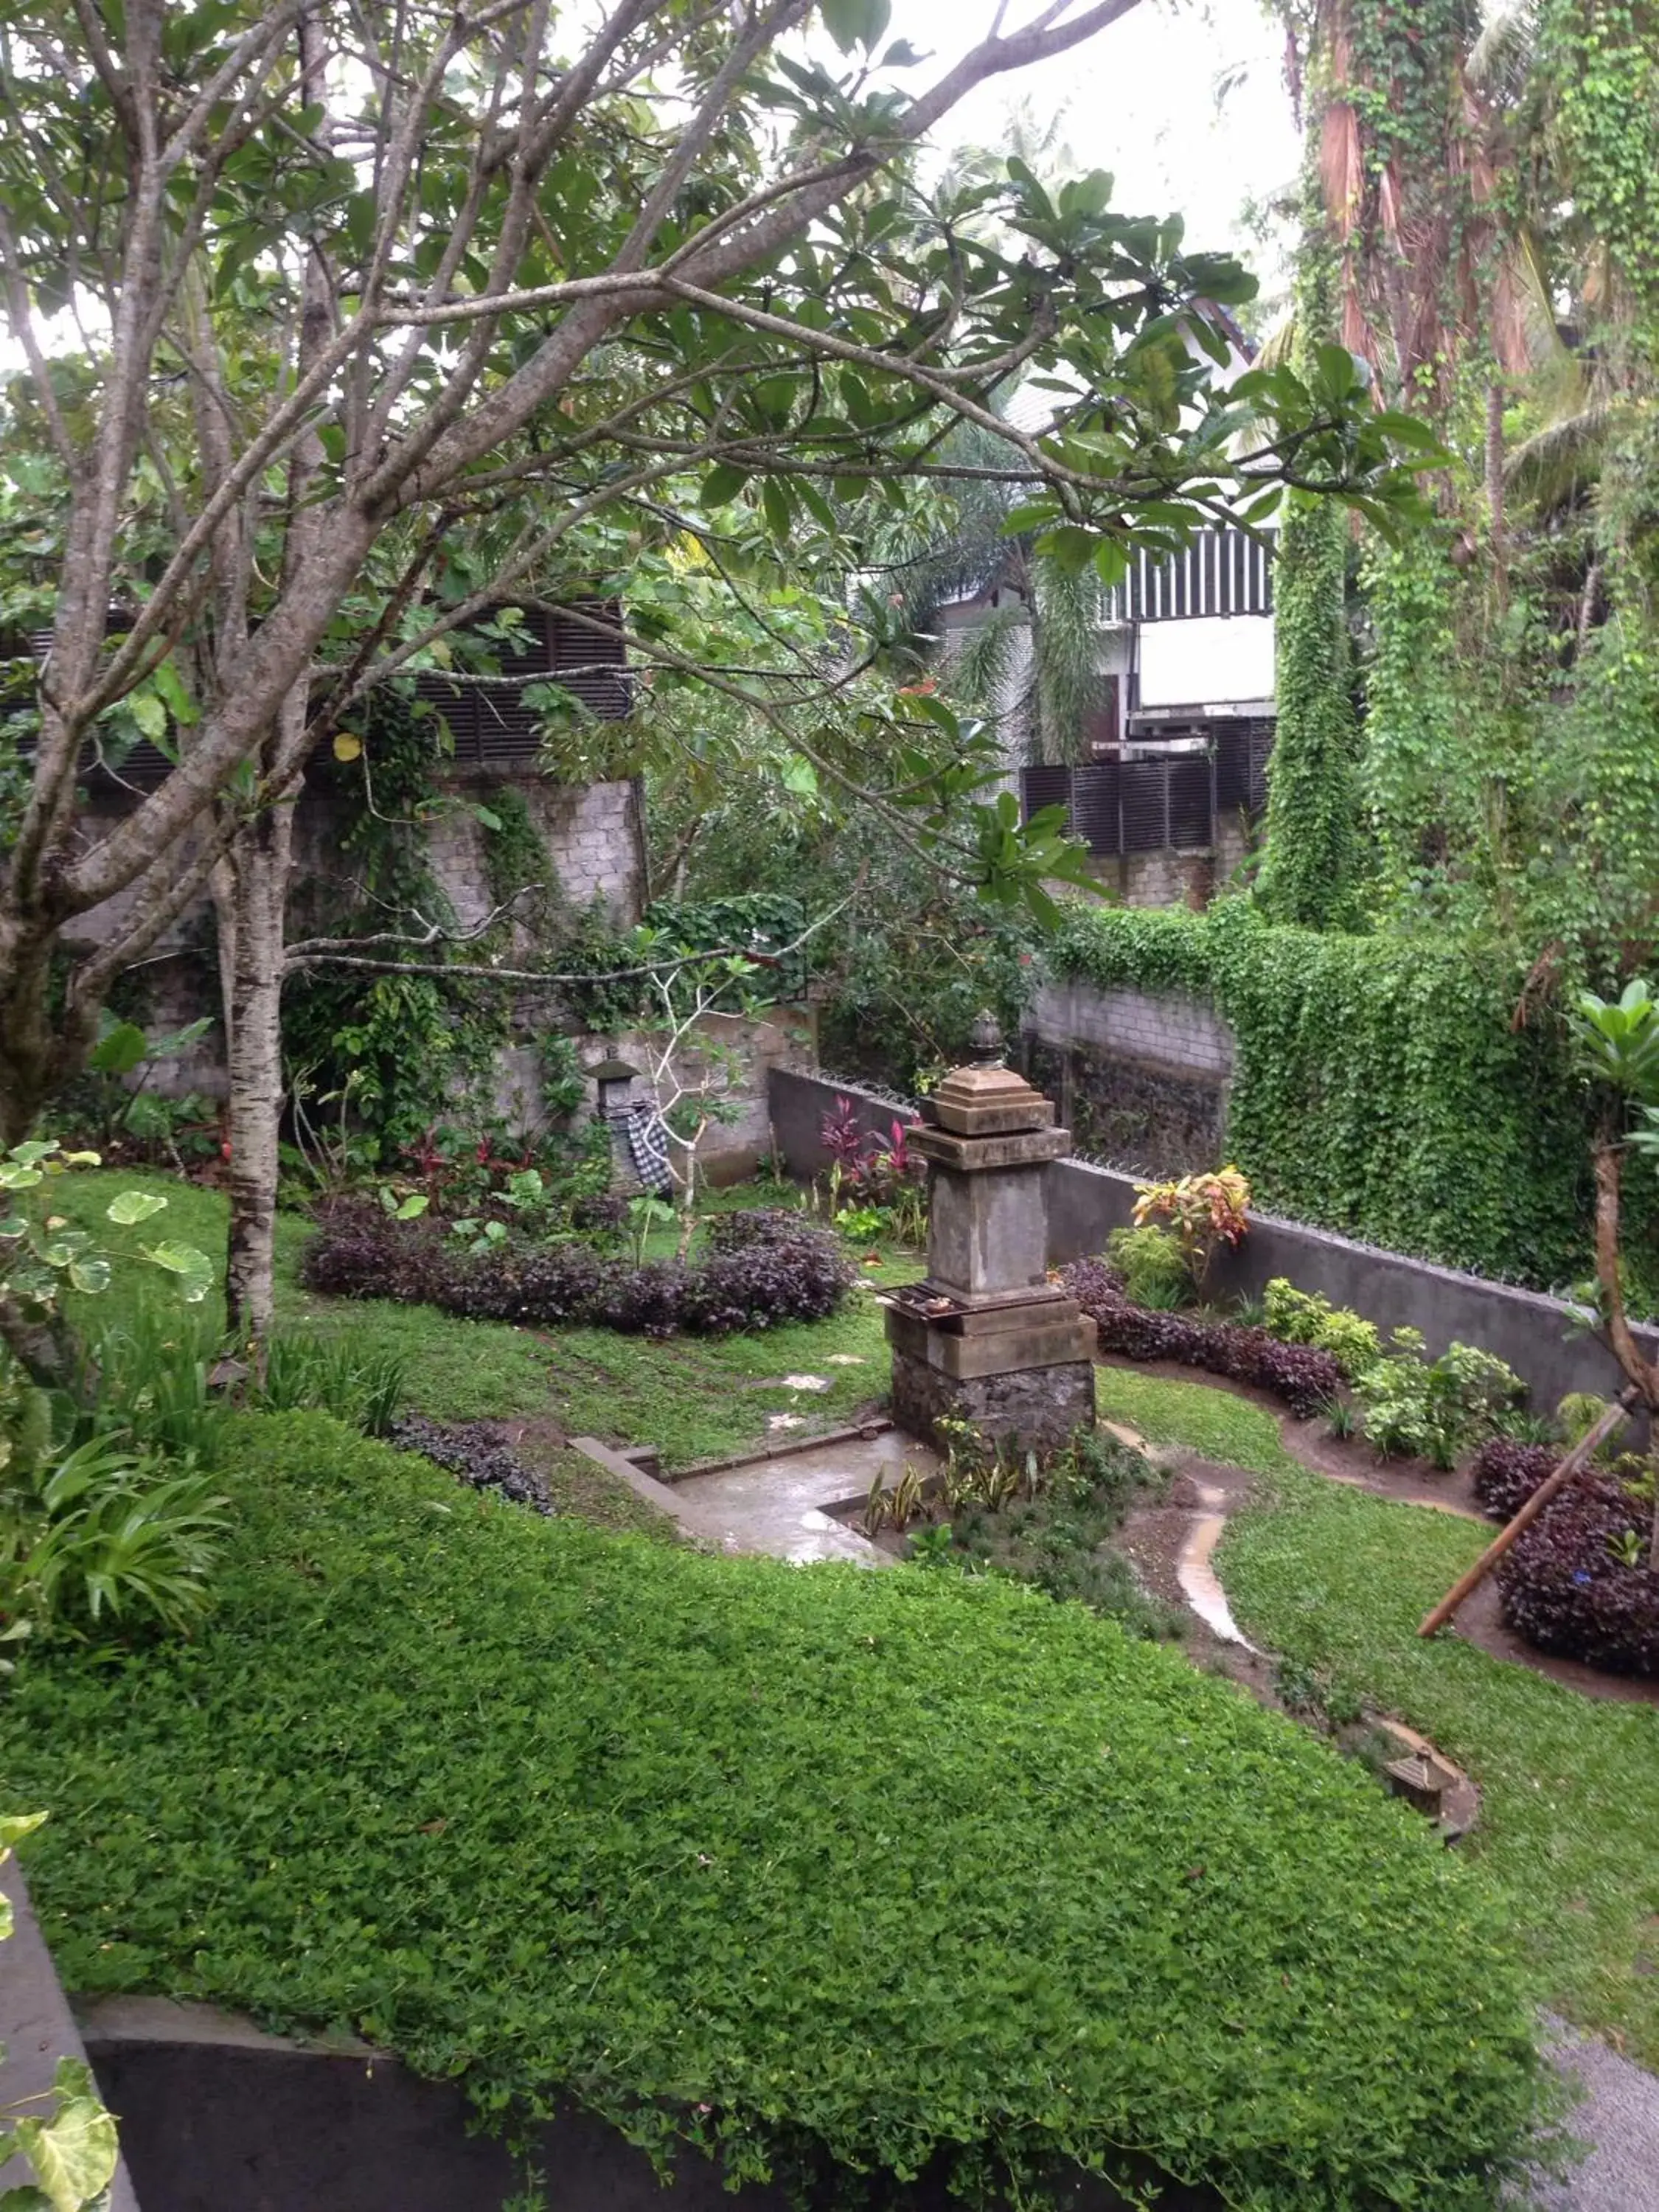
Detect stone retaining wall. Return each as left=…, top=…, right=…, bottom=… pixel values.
left=1019, top=978, right=1233, bottom=1177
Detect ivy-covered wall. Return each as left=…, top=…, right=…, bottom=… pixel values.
left=1043, top=903, right=1599, bottom=1288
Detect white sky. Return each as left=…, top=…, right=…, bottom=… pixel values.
left=891, top=0, right=1301, bottom=301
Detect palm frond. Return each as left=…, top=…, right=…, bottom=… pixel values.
left=1504, top=404, right=1618, bottom=512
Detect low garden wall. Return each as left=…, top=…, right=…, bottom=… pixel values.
left=78, top=2000, right=1224, bottom=2212
left=768, top=1068, right=1659, bottom=1416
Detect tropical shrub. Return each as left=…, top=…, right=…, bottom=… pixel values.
left=1497, top=1469, right=1659, bottom=1675
left=1130, top=1165, right=1250, bottom=1291
left=1262, top=1278, right=1381, bottom=1379
left=1105, top=1225, right=1192, bottom=1309
left=0, top=1411, right=1547, bottom=2210
left=0, top=1421, right=229, bottom=1640
left=1353, top=1330, right=1525, bottom=1468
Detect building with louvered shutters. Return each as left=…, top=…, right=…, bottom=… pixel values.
left=939, top=521, right=1276, bottom=911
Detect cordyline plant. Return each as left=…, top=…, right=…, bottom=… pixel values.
left=1131, top=1164, right=1251, bottom=1293
left=0, top=0, right=1438, bottom=1340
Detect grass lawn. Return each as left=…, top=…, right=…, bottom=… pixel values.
left=2, top=1410, right=1546, bottom=2211
left=51, top=1169, right=904, bottom=1470
left=1093, top=1366, right=1659, bottom=2070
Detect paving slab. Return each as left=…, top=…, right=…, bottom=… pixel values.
left=673, top=1433, right=936, bottom=1565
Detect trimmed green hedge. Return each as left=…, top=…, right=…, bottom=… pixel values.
left=3, top=1412, right=1544, bottom=2208
left=1046, top=902, right=1592, bottom=1286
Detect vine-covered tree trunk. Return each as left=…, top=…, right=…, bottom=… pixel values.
left=1255, top=195, right=1359, bottom=931
left=223, top=790, right=296, bottom=1349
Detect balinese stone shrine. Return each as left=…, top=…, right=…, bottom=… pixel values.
left=884, top=1020, right=1096, bottom=1453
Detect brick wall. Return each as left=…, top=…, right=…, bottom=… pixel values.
left=1025, top=979, right=1234, bottom=1077
left=1020, top=975, right=1234, bottom=1175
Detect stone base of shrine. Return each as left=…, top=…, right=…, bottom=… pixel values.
left=888, top=1350, right=1096, bottom=1456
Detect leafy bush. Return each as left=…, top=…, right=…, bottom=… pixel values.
left=301, top=1204, right=852, bottom=1339
left=1353, top=1329, right=1525, bottom=1468
left=1497, top=1469, right=1659, bottom=1674
left=1062, top=1265, right=1343, bottom=1419
left=1470, top=1437, right=1555, bottom=1521
left=1, top=1426, right=228, bottom=1641
left=1105, top=1225, right=1192, bottom=1309
left=1262, top=1278, right=1381, bottom=1379
left=1, top=1410, right=1546, bottom=2209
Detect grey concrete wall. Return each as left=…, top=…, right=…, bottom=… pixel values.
left=1043, top=1154, right=1659, bottom=1416
left=78, top=2000, right=1221, bottom=2212
left=765, top=1068, right=919, bottom=1178
left=768, top=1070, right=1654, bottom=1416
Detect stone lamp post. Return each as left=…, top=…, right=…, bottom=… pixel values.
left=587, top=1054, right=641, bottom=1189
left=884, top=1015, right=1095, bottom=1453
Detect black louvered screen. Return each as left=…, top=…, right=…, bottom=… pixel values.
left=412, top=604, right=630, bottom=768
left=1070, top=762, right=1121, bottom=855
left=1169, top=754, right=1213, bottom=849
left=1020, top=765, right=1071, bottom=821
left=1119, top=761, right=1169, bottom=852
left=1214, top=717, right=1275, bottom=814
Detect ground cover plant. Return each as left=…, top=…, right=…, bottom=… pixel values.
left=1086, top=1367, right=1659, bottom=2067
left=911, top=1424, right=1184, bottom=1641
left=1, top=1408, right=1547, bottom=2211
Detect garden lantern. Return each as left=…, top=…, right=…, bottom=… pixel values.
left=588, top=1055, right=640, bottom=1126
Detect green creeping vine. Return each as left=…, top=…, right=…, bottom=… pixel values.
left=1255, top=187, right=1362, bottom=931
left=0, top=1410, right=1547, bottom=2211
left=1046, top=902, right=1596, bottom=1287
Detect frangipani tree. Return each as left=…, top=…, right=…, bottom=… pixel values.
left=0, top=0, right=1434, bottom=1335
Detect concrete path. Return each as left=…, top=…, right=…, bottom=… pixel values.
left=1522, top=2019, right=1659, bottom=2211
left=673, top=1431, right=933, bottom=1565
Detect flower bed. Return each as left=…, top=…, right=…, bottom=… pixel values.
left=302, top=1203, right=852, bottom=1338
left=1061, top=1259, right=1344, bottom=1419
left=1496, top=1468, right=1659, bottom=1676
left=1470, top=1436, right=1554, bottom=1521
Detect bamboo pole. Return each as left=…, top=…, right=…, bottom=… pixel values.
left=1417, top=1388, right=1643, bottom=1639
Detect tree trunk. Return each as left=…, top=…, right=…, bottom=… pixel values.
left=0, top=1293, right=81, bottom=1394
left=1484, top=380, right=1506, bottom=585
left=223, top=795, right=296, bottom=1347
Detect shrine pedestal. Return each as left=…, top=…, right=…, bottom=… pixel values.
left=883, top=1044, right=1095, bottom=1454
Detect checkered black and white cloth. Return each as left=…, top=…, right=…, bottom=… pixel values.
left=621, top=1099, right=673, bottom=1196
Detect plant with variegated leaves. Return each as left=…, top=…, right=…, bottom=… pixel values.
left=1131, top=1166, right=1252, bottom=1293
left=0, top=1141, right=213, bottom=1394
left=0, top=1810, right=121, bottom=2211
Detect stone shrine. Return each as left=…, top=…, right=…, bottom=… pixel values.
left=884, top=1020, right=1096, bottom=1453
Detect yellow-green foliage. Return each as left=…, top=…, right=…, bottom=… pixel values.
left=1263, top=1278, right=1382, bottom=1380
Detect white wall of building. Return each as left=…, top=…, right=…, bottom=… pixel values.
left=1136, top=616, right=1274, bottom=710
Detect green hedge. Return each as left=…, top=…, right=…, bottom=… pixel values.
left=1046, top=902, right=1593, bottom=1286
left=3, top=1412, right=1545, bottom=2208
